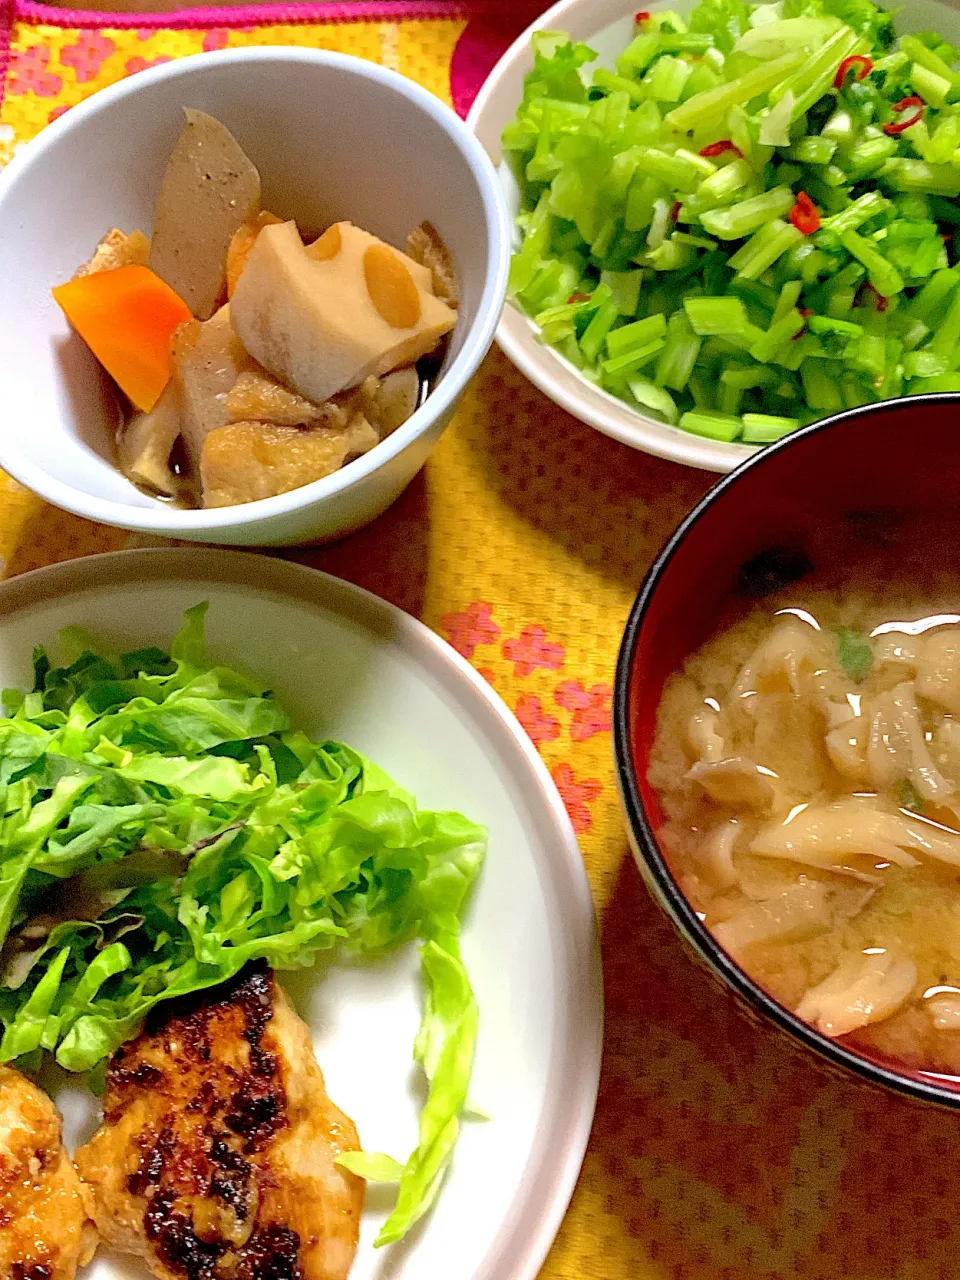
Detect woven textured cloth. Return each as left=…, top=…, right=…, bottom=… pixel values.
left=3, top=6, right=960, bottom=1277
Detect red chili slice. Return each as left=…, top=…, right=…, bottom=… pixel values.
left=833, top=54, right=874, bottom=90
left=790, top=191, right=821, bottom=236
left=699, top=140, right=744, bottom=159
left=670, top=201, right=682, bottom=221
left=883, top=95, right=925, bottom=135
left=793, top=308, right=813, bottom=341
left=567, top=293, right=590, bottom=304
left=634, top=10, right=651, bottom=21
left=856, top=282, right=888, bottom=312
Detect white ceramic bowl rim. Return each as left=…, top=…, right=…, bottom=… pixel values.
left=0, top=47, right=511, bottom=532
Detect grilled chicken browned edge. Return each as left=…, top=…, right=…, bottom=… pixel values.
left=76, top=961, right=364, bottom=1280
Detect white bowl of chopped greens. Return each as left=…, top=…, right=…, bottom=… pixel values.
left=468, top=0, right=960, bottom=472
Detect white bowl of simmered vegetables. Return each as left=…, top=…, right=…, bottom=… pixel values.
left=615, top=391, right=960, bottom=1106
left=469, top=0, right=960, bottom=472
left=0, top=49, right=509, bottom=545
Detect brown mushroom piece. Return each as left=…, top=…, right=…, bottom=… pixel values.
left=374, top=367, right=421, bottom=435
left=406, top=221, right=459, bottom=308
left=230, top=220, right=457, bottom=404
left=116, top=382, right=183, bottom=498
left=149, top=109, right=261, bottom=320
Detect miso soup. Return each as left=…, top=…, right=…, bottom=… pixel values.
left=649, top=510, right=960, bottom=1076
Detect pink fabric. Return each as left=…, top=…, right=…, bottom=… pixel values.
left=0, top=0, right=549, bottom=159
left=450, top=7, right=537, bottom=117
left=11, top=0, right=544, bottom=31
left=0, top=0, right=12, bottom=103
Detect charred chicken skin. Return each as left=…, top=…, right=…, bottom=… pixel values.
left=75, top=965, right=364, bottom=1280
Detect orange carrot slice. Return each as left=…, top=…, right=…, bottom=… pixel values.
left=52, top=265, right=193, bottom=412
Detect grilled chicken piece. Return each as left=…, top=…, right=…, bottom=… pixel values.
left=75, top=966, right=364, bottom=1280
left=0, top=1065, right=96, bottom=1279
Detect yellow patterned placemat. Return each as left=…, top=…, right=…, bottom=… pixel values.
left=4, top=7, right=960, bottom=1277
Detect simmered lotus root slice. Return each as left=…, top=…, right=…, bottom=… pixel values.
left=231, top=220, right=456, bottom=403
left=200, top=416, right=378, bottom=507
left=306, top=224, right=435, bottom=294
left=76, top=228, right=150, bottom=278
left=226, top=211, right=285, bottom=299
left=406, top=222, right=458, bottom=308
left=310, top=223, right=342, bottom=261
left=363, top=244, right=422, bottom=329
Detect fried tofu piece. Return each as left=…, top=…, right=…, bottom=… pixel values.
left=76, top=227, right=150, bottom=278
left=200, top=414, right=378, bottom=507
left=74, top=966, right=363, bottom=1280
left=0, top=1066, right=96, bottom=1279
left=223, top=367, right=419, bottom=437
left=224, top=370, right=335, bottom=428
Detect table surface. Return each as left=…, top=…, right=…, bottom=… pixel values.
left=7, top=3, right=960, bottom=1278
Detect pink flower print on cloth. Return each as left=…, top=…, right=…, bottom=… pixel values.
left=515, top=694, right=561, bottom=748
left=555, top=681, right=613, bottom=742
left=502, top=626, right=564, bottom=679
left=551, top=763, right=602, bottom=834
left=439, top=601, right=500, bottom=661
left=7, top=46, right=63, bottom=98
left=60, top=32, right=116, bottom=84
left=125, top=55, right=173, bottom=77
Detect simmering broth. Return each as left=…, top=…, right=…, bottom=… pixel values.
left=649, top=510, right=960, bottom=1076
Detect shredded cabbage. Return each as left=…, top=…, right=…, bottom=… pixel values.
left=0, top=604, right=485, bottom=1245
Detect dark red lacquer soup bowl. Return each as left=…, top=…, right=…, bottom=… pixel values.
left=614, top=394, right=960, bottom=1107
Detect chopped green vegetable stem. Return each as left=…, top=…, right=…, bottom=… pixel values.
left=505, top=3, right=960, bottom=442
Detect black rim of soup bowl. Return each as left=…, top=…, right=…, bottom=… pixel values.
left=613, top=392, right=960, bottom=1110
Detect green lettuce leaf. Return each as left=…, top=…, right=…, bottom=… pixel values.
left=374, top=936, right=479, bottom=1246
left=0, top=604, right=486, bottom=1245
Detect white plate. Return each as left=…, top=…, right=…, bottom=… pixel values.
left=468, top=0, right=960, bottom=474
left=0, top=549, right=602, bottom=1280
